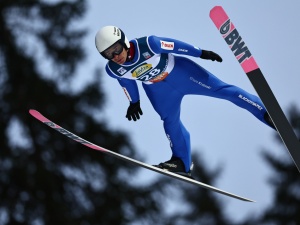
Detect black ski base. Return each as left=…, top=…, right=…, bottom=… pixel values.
left=247, top=68, right=300, bottom=171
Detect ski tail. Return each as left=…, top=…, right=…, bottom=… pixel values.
left=210, top=6, right=300, bottom=173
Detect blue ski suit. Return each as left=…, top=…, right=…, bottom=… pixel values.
left=105, top=35, right=270, bottom=172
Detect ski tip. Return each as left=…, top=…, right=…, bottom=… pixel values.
left=210, top=5, right=223, bottom=11
left=209, top=6, right=223, bottom=16
left=29, top=109, right=38, bottom=116
left=29, top=109, right=46, bottom=121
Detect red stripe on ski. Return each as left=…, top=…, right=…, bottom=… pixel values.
left=210, top=6, right=259, bottom=73
left=29, top=109, right=108, bottom=152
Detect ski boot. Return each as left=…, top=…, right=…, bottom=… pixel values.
left=154, top=157, right=194, bottom=178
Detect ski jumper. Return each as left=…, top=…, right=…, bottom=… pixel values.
left=105, top=35, right=270, bottom=172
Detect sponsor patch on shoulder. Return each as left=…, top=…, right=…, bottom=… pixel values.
left=142, top=52, right=151, bottom=59
left=117, top=67, right=127, bottom=75
left=160, top=40, right=174, bottom=50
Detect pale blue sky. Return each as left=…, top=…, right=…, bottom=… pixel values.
left=75, top=1, right=300, bottom=222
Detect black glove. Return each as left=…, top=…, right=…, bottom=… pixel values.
left=200, top=50, right=223, bottom=62
left=126, top=100, right=143, bottom=121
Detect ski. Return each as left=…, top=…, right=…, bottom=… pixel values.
left=210, top=6, right=300, bottom=172
left=29, top=109, right=254, bottom=202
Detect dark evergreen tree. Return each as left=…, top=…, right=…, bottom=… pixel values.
left=0, top=1, right=163, bottom=224
left=0, top=1, right=241, bottom=224
left=259, top=105, right=300, bottom=225
left=240, top=105, right=300, bottom=225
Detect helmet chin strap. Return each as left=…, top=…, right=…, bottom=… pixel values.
left=126, top=42, right=135, bottom=62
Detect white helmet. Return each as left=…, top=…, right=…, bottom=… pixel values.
left=95, top=26, right=130, bottom=57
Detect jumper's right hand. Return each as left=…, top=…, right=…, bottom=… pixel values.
left=126, top=100, right=143, bottom=121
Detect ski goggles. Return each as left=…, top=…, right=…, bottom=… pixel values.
left=101, top=42, right=124, bottom=60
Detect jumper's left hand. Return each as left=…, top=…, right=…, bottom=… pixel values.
left=200, top=50, right=223, bottom=62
